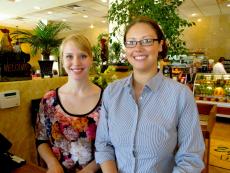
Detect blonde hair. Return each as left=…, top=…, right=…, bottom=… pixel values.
left=60, top=34, right=92, bottom=58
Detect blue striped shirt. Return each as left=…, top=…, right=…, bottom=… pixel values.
left=95, top=72, right=205, bottom=173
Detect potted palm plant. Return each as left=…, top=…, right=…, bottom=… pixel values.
left=11, top=20, right=70, bottom=77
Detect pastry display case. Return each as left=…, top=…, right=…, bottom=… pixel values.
left=193, top=73, right=230, bottom=118
left=223, top=59, right=230, bottom=73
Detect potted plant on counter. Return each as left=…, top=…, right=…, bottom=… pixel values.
left=11, top=20, right=70, bottom=77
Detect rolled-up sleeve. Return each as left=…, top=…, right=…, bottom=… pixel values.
left=95, top=85, right=116, bottom=164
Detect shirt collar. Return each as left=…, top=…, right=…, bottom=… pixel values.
left=146, top=72, right=164, bottom=92
left=123, top=71, right=164, bottom=92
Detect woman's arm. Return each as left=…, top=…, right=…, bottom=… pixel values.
left=100, top=160, right=118, bottom=173
left=77, top=160, right=100, bottom=173
left=95, top=85, right=118, bottom=172
left=173, top=87, right=205, bottom=173
left=38, top=143, right=64, bottom=173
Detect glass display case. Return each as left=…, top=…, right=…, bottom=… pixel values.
left=193, top=73, right=230, bottom=103
left=193, top=73, right=230, bottom=118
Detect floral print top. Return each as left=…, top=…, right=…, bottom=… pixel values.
left=35, top=88, right=102, bottom=172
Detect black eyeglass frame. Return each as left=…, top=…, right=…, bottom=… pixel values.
left=124, top=38, right=160, bottom=48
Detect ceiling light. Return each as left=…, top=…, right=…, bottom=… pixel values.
left=197, top=18, right=202, bottom=22
left=90, top=24, right=94, bottom=29
left=47, top=11, right=53, bottom=15
left=83, top=15, right=88, bottom=18
left=0, top=14, right=10, bottom=20
left=191, top=13, right=197, bottom=17
left=34, top=6, right=41, bottom=10
left=62, top=19, right=67, bottom=22
left=101, top=20, right=106, bottom=23
left=100, top=0, right=107, bottom=2
left=227, top=4, right=230, bottom=7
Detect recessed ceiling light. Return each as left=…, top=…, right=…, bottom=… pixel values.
left=47, top=11, right=53, bottom=15
left=83, top=15, right=88, bottom=18
left=191, top=13, right=197, bottom=17
left=101, top=20, right=106, bottom=23
left=34, top=6, right=41, bottom=10
left=62, top=19, right=67, bottom=22
left=90, top=24, right=94, bottom=29
left=197, top=18, right=202, bottom=22
left=227, top=4, right=230, bottom=7
left=0, top=14, right=10, bottom=20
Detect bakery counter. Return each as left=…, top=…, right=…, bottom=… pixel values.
left=194, top=73, right=230, bottom=118
left=196, top=100, right=230, bottom=118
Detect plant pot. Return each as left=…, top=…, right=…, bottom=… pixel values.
left=114, top=65, right=129, bottom=72
left=38, top=60, right=54, bottom=78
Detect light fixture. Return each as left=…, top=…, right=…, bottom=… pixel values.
left=62, top=19, right=67, bottom=22
left=90, top=24, right=94, bottom=29
left=47, top=11, right=53, bottom=15
left=83, top=15, right=88, bottom=18
left=227, top=4, right=230, bottom=7
left=101, top=20, right=106, bottom=23
left=100, top=0, right=107, bottom=2
left=34, top=6, right=41, bottom=10
left=197, top=18, right=202, bottom=22
left=0, top=14, right=10, bottom=20
left=191, top=13, right=197, bottom=17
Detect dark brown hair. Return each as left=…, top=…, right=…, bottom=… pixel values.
left=218, top=57, right=225, bottom=62
left=124, top=16, right=168, bottom=59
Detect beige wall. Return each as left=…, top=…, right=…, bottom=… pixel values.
left=182, top=14, right=230, bottom=61
left=79, top=27, right=109, bottom=46
left=0, top=77, right=67, bottom=164
left=59, top=26, right=109, bottom=46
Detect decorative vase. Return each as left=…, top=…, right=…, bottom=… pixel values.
left=38, top=60, right=54, bottom=78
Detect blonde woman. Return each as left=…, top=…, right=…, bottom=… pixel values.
left=36, top=34, right=102, bottom=173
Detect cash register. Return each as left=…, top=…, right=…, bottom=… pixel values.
left=0, top=133, right=26, bottom=173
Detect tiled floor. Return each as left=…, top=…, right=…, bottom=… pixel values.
left=209, top=118, right=230, bottom=173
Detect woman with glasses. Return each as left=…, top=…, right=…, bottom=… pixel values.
left=95, top=16, right=205, bottom=173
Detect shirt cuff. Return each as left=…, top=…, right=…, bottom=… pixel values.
left=95, top=151, right=116, bottom=164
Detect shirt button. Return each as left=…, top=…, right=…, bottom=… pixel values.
left=132, top=150, right=136, bottom=157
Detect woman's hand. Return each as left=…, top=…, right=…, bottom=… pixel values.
left=37, top=143, right=64, bottom=173
left=46, top=159, right=64, bottom=173
left=76, top=160, right=100, bottom=173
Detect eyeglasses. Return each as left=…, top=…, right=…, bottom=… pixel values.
left=125, top=38, right=159, bottom=48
